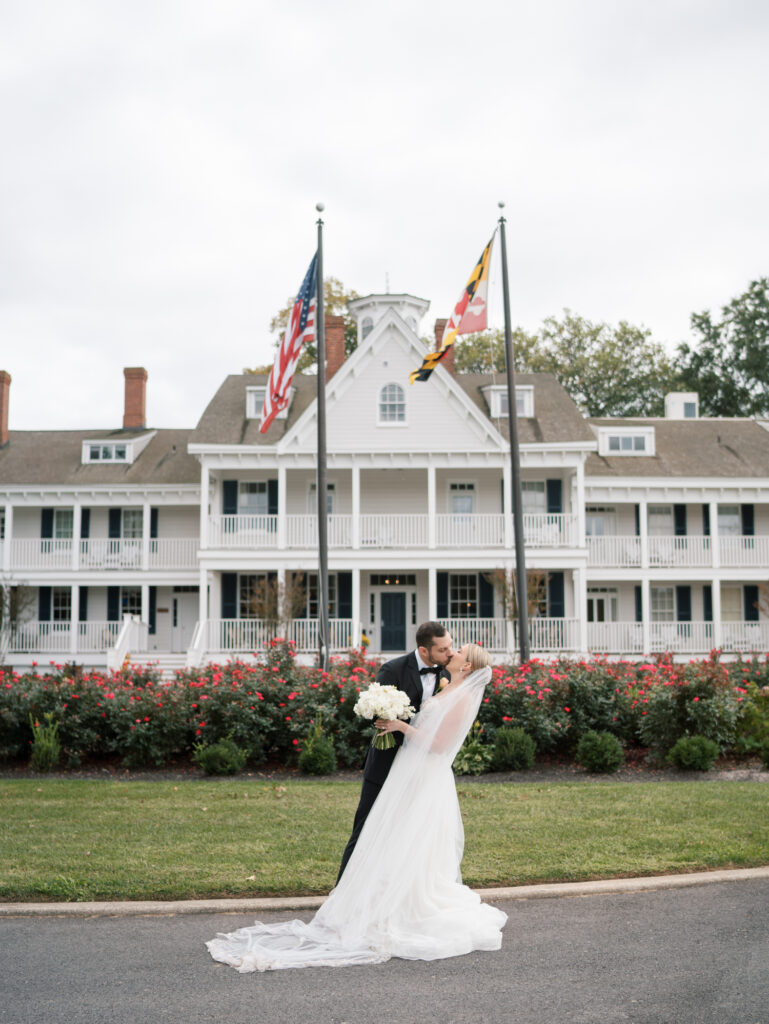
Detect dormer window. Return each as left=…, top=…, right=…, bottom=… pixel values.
left=481, top=385, right=534, bottom=418
left=598, top=426, right=655, bottom=456
left=88, top=443, right=128, bottom=462
left=379, top=383, right=406, bottom=424
left=246, top=385, right=291, bottom=422
left=81, top=430, right=155, bottom=465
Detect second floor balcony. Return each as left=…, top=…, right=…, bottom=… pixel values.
left=3, top=537, right=200, bottom=573
left=206, top=512, right=579, bottom=551
left=587, top=534, right=769, bottom=569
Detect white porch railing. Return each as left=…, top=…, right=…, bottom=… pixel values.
left=443, top=617, right=509, bottom=650
left=719, top=535, right=769, bottom=567
left=202, top=618, right=357, bottom=654
left=720, top=621, right=769, bottom=652
left=435, top=516, right=505, bottom=548
left=106, top=615, right=149, bottom=670
left=208, top=515, right=279, bottom=548
left=359, top=515, right=428, bottom=548
left=648, top=536, right=711, bottom=568
left=522, top=514, right=578, bottom=547
left=11, top=539, right=73, bottom=570
left=587, top=621, right=645, bottom=653
left=148, top=538, right=199, bottom=569
left=521, top=617, right=579, bottom=652
left=7, top=621, right=72, bottom=653
left=587, top=536, right=642, bottom=567
left=9, top=537, right=197, bottom=571
left=649, top=621, right=714, bottom=653
left=80, top=539, right=143, bottom=569
left=285, top=515, right=353, bottom=548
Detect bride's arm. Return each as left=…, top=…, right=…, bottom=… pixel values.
left=375, top=692, right=474, bottom=753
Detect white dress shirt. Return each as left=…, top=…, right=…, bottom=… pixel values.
left=414, top=650, right=437, bottom=704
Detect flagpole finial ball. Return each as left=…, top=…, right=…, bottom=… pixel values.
left=497, top=201, right=505, bottom=209
left=316, top=202, right=325, bottom=212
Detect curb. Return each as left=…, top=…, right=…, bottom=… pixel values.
left=2, top=866, right=768, bottom=918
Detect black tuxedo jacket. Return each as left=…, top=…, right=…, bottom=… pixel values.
left=362, top=651, right=449, bottom=787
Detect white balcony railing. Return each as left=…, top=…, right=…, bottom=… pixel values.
left=9, top=537, right=197, bottom=572
left=79, top=538, right=142, bottom=569
left=522, top=513, right=578, bottom=547
left=522, top=617, right=579, bottom=652
left=443, top=617, right=509, bottom=650
left=359, top=514, right=428, bottom=548
left=6, top=620, right=121, bottom=654
left=207, top=515, right=279, bottom=549
left=587, top=536, right=642, bottom=567
left=285, top=515, right=352, bottom=549
left=719, top=535, right=769, bottom=567
left=435, top=515, right=505, bottom=548
left=719, top=621, right=769, bottom=652
left=587, top=621, right=645, bottom=653
left=648, top=536, right=712, bottom=568
left=148, top=538, right=199, bottom=569
left=203, top=618, right=356, bottom=653
left=11, top=539, right=74, bottom=570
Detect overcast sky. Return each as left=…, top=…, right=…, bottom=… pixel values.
left=2, top=0, right=768, bottom=432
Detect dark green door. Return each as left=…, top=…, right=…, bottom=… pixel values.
left=381, top=592, right=406, bottom=651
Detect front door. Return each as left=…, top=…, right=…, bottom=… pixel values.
left=172, top=591, right=198, bottom=652
left=380, top=592, right=406, bottom=651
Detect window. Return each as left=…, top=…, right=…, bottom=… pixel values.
left=54, top=509, right=73, bottom=539
left=121, top=509, right=143, bottom=539
left=308, top=481, right=336, bottom=515
left=52, top=587, right=71, bottom=622
left=379, top=383, right=406, bottom=423
left=648, top=505, right=673, bottom=536
left=521, top=481, right=546, bottom=515
left=304, top=573, right=338, bottom=618
left=450, top=574, right=477, bottom=618
left=239, top=574, right=265, bottom=619
left=684, top=402, right=697, bottom=418
left=361, top=316, right=374, bottom=340
left=246, top=386, right=291, bottom=421
left=482, top=385, right=534, bottom=418
left=239, top=482, right=268, bottom=515
left=87, top=443, right=128, bottom=462
left=585, top=506, right=617, bottom=537
left=717, top=505, right=740, bottom=536
left=121, top=587, right=142, bottom=616
left=598, top=427, right=655, bottom=456
left=721, top=586, right=742, bottom=622
left=450, top=482, right=475, bottom=516
left=587, top=588, right=618, bottom=622
left=651, top=586, right=675, bottom=622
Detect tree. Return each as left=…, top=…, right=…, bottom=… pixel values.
left=675, top=278, right=769, bottom=417
left=0, top=579, right=36, bottom=662
left=246, top=278, right=360, bottom=376
left=455, top=313, right=676, bottom=417
left=247, top=572, right=309, bottom=629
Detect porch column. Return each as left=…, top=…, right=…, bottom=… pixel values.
left=639, top=498, right=648, bottom=569
left=352, top=566, right=361, bottom=645
left=277, top=466, right=287, bottom=549
left=428, top=567, right=437, bottom=619
left=200, top=464, right=209, bottom=549
left=709, top=500, right=720, bottom=569
left=198, top=567, right=208, bottom=622
left=427, top=464, right=436, bottom=549
left=71, top=503, right=81, bottom=571
left=503, top=463, right=513, bottom=549
left=141, top=584, right=150, bottom=625
left=641, top=577, right=651, bottom=655
left=2, top=504, right=11, bottom=571
left=351, top=462, right=360, bottom=550
left=573, top=566, right=588, bottom=655
left=711, top=579, right=722, bottom=649
left=142, top=501, right=151, bottom=571
left=70, top=584, right=79, bottom=656
left=575, top=461, right=586, bottom=548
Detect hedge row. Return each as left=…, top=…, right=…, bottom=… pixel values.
left=2, top=642, right=769, bottom=769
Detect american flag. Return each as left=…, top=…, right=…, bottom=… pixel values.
left=259, top=253, right=318, bottom=433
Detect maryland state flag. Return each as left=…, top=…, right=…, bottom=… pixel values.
left=410, top=234, right=495, bottom=384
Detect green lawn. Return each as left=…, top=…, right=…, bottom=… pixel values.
left=1, top=778, right=767, bottom=902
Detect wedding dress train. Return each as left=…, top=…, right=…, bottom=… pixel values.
left=206, top=666, right=507, bottom=972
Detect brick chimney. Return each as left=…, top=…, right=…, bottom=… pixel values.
left=0, top=371, right=10, bottom=447
left=434, top=318, right=454, bottom=375
left=123, top=367, right=148, bottom=429
left=325, top=315, right=346, bottom=382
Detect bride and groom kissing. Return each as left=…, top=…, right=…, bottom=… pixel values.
left=207, top=621, right=507, bottom=972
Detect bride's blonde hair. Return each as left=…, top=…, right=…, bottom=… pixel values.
left=465, top=643, right=492, bottom=672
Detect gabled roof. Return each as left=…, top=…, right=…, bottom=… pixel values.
left=0, top=429, right=199, bottom=487
left=586, top=418, right=769, bottom=477
left=189, top=374, right=318, bottom=446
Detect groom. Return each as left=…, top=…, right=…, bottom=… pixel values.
left=336, top=620, right=454, bottom=882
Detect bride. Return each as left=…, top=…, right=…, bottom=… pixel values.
left=206, top=643, right=507, bottom=972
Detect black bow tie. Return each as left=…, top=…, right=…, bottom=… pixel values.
left=419, top=666, right=437, bottom=676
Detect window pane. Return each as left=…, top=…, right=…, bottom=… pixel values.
left=450, top=573, right=477, bottom=618
left=114, top=445, right=127, bottom=460
left=379, top=383, right=405, bottom=422
left=648, top=505, right=673, bottom=536
left=717, top=505, right=740, bottom=536
left=608, top=436, right=620, bottom=451
left=121, top=587, right=141, bottom=616
left=90, top=445, right=100, bottom=460
left=633, top=436, right=646, bottom=451
left=651, top=587, right=675, bottom=621
left=521, top=481, right=546, bottom=514
left=122, top=509, right=143, bottom=538
left=52, top=587, right=71, bottom=622
left=54, top=510, right=73, bottom=539
left=239, top=482, right=268, bottom=514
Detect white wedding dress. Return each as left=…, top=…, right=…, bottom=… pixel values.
left=206, top=666, right=507, bottom=972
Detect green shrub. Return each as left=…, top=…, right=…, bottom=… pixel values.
left=298, top=716, right=337, bottom=775
left=28, top=712, right=61, bottom=772
left=760, top=738, right=769, bottom=771
left=576, top=730, right=624, bottom=773
left=191, top=737, right=247, bottom=775
left=667, top=735, right=719, bottom=772
left=492, top=726, right=535, bottom=771
left=453, top=722, right=493, bottom=776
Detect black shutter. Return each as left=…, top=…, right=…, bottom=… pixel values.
left=741, top=504, right=755, bottom=537
left=79, top=586, right=88, bottom=622
left=108, top=509, right=121, bottom=539
left=337, top=572, right=352, bottom=619
left=634, top=504, right=640, bottom=536
left=41, top=508, right=54, bottom=539
left=479, top=573, right=495, bottom=617
left=548, top=572, right=565, bottom=618
left=702, top=504, right=710, bottom=537
left=676, top=585, right=692, bottom=623
left=38, top=586, right=52, bottom=621
left=222, top=481, right=238, bottom=515
left=744, top=585, right=759, bottom=622
left=634, top=585, right=642, bottom=623
left=150, top=508, right=158, bottom=539
left=500, top=477, right=504, bottom=513
left=149, top=586, right=157, bottom=635
left=80, top=508, right=90, bottom=539
left=546, top=479, right=562, bottom=515
left=437, top=572, right=449, bottom=618
left=703, top=584, right=712, bottom=622
left=674, top=504, right=687, bottom=537
left=221, top=573, right=238, bottom=619
left=107, top=586, right=120, bottom=622
left=294, top=573, right=309, bottom=618
left=268, top=479, right=278, bottom=516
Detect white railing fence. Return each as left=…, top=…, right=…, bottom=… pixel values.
left=587, top=536, right=642, bottom=567
left=148, top=538, right=199, bottom=569
left=443, top=618, right=509, bottom=650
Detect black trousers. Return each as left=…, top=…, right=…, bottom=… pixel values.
left=335, top=776, right=383, bottom=884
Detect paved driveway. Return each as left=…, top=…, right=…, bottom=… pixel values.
left=2, top=879, right=768, bottom=1024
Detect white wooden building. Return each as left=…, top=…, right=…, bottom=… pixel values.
left=1, top=292, right=768, bottom=670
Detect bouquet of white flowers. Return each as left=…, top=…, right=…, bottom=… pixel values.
left=353, top=682, right=416, bottom=750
